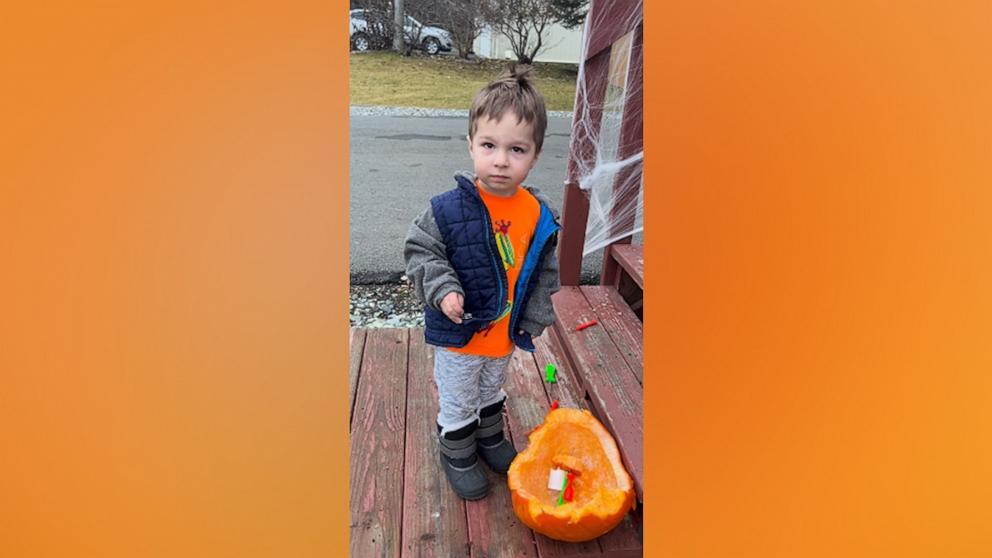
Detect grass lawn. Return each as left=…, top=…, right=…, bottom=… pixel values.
left=349, top=51, right=578, bottom=111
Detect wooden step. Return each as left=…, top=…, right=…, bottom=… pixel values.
left=606, top=243, right=643, bottom=289
left=552, top=287, right=644, bottom=502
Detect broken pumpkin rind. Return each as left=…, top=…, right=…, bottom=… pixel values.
left=507, top=408, right=635, bottom=542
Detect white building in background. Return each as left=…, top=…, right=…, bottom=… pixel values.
left=473, top=23, right=582, bottom=64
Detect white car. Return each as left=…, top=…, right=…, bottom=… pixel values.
left=350, top=9, right=453, bottom=55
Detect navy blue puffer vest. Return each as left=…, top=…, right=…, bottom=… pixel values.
left=424, top=175, right=558, bottom=352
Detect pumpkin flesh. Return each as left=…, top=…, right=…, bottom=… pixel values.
left=508, top=409, right=634, bottom=542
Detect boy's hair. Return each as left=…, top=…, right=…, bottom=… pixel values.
left=469, top=64, right=548, bottom=153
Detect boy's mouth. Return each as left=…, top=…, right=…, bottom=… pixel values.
left=489, top=174, right=510, bottom=182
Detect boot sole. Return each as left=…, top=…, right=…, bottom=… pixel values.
left=440, top=460, right=490, bottom=500
left=457, top=486, right=490, bottom=501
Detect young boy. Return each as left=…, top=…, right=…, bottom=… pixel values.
left=404, top=66, right=561, bottom=500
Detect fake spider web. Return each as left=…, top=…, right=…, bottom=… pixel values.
left=568, top=1, right=644, bottom=256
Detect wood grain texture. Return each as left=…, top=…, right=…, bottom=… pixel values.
left=581, top=287, right=643, bottom=385
left=552, top=288, right=643, bottom=501
left=401, top=331, right=471, bottom=558
left=533, top=329, right=590, bottom=411
left=596, top=507, right=643, bottom=556
left=609, top=244, right=643, bottom=289
left=504, top=349, right=553, bottom=451
left=350, top=326, right=368, bottom=427
left=350, top=328, right=410, bottom=558
left=465, top=466, right=538, bottom=558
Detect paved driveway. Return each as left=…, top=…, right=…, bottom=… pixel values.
left=350, top=112, right=604, bottom=283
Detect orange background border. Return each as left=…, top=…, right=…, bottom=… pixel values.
left=2, top=2, right=347, bottom=555
left=3, top=1, right=992, bottom=556
left=646, top=2, right=992, bottom=556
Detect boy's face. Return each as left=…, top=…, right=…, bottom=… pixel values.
left=468, top=111, right=540, bottom=197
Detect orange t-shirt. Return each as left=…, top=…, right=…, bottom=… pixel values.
left=449, top=182, right=541, bottom=357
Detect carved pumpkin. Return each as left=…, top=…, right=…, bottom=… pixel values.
left=507, top=408, right=635, bottom=542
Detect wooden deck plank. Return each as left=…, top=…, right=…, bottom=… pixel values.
left=609, top=244, right=643, bottom=289
left=552, top=288, right=644, bottom=502
left=401, top=330, right=471, bottom=557
left=350, top=327, right=368, bottom=427
left=581, top=287, right=643, bottom=385
left=350, top=328, right=410, bottom=558
left=595, top=507, right=643, bottom=556
left=466, top=466, right=538, bottom=558
left=532, top=329, right=588, bottom=411
left=505, top=342, right=603, bottom=558
left=504, top=349, right=554, bottom=449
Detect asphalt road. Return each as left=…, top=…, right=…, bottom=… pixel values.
left=349, top=113, right=604, bottom=283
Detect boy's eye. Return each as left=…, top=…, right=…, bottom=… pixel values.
left=512, top=146, right=526, bottom=154
left=482, top=142, right=494, bottom=149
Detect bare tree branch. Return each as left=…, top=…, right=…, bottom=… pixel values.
left=480, top=0, right=583, bottom=64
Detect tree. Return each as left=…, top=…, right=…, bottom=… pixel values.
left=426, top=0, right=485, bottom=59
left=350, top=0, right=491, bottom=58
left=550, top=0, right=588, bottom=29
left=396, top=0, right=484, bottom=59
left=350, top=0, right=423, bottom=56
left=482, top=0, right=587, bottom=64
left=351, top=0, right=394, bottom=51
left=393, top=0, right=405, bottom=52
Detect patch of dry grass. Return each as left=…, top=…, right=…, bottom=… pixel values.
left=350, top=51, right=577, bottom=111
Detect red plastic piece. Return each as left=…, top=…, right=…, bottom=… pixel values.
left=550, top=400, right=559, bottom=411
left=575, top=320, right=598, bottom=331
left=563, top=473, right=575, bottom=502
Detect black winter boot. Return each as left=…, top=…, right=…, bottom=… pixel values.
left=438, top=422, right=490, bottom=500
left=476, top=399, right=518, bottom=474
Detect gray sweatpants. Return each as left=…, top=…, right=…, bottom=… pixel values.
left=433, top=347, right=513, bottom=435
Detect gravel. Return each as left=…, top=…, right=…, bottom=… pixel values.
left=351, top=105, right=574, bottom=120
left=350, top=277, right=426, bottom=328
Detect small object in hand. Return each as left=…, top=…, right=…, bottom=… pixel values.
left=462, top=312, right=473, bottom=320
left=547, top=468, right=566, bottom=491
left=575, top=320, right=598, bottom=331
left=550, top=400, right=559, bottom=411
left=544, top=363, right=557, bottom=383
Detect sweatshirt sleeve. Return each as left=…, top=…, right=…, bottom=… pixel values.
left=518, top=232, right=561, bottom=338
left=404, top=206, right=463, bottom=310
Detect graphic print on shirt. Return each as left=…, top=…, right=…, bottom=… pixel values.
left=495, top=220, right=515, bottom=270
left=480, top=300, right=512, bottom=337
left=482, top=219, right=517, bottom=336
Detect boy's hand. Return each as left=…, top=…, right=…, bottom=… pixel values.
left=440, top=292, right=465, bottom=324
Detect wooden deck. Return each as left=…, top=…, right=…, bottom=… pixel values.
left=604, top=244, right=643, bottom=290
left=350, top=288, right=643, bottom=558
